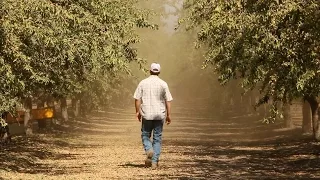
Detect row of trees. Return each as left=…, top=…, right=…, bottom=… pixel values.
left=184, top=0, right=320, bottom=140
left=0, top=0, right=155, bottom=133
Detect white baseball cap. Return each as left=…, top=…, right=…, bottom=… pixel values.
left=150, top=63, right=161, bottom=73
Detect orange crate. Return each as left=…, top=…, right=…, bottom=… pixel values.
left=5, top=107, right=54, bottom=124
left=32, top=107, right=54, bottom=120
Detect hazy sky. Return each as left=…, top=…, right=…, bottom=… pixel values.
left=161, top=0, right=184, bottom=35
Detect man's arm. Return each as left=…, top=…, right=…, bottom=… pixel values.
left=165, top=101, right=172, bottom=125
left=163, top=83, right=173, bottom=125
left=135, top=99, right=142, bottom=122
left=133, top=82, right=142, bottom=122
left=165, top=101, right=171, bottom=117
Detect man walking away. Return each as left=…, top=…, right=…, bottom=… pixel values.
left=133, top=62, right=173, bottom=169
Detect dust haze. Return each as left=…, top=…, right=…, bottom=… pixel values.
left=1, top=1, right=315, bottom=179
left=131, top=0, right=218, bottom=107
left=121, top=0, right=284, bottom=141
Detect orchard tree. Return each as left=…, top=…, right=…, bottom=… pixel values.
left=0, top=0, right=155, bottom=132
left=185, top=0, right=320, bottom=140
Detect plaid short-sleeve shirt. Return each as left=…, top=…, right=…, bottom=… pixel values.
left=133, top=75, right=173, bottom=120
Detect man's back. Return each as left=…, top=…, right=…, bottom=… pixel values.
left=134, top=75, right=173, bottom=120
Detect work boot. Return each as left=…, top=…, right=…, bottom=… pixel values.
left=151, top=162, right=159, bottom=170
left=144, top=149, right=153, bottom=167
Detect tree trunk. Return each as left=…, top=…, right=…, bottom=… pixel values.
left=306, top=96, right=320, bottom=141
left=61, top=98, right=68, bottom=121
left=302, top=100, right=312, bottom=133
left=247, top=96, right=252, bottom=114
left=71, top=98, right=80, bottom=118
left=283, top=103, right=294, bottom=128
left=24, top=98, right=33, bottom=136
left=46, top=96, right=55, bottom=108
left=316, top=109, right=320, bottom=140
left=46, top=96, right=56, bottom=125
left=37, top=99, right=46, bottom=129
left=80, top=98, right=87, bottom=117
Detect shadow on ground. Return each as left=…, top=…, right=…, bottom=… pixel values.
left=162, top=136, right=320, bottom=179
left=160, top=110, right=320, bottom=180
left=119, top=163, right=146, bottom=168
left=0, top=122, right=101, bottom=176
left=1, top=107, right=320, bottom=179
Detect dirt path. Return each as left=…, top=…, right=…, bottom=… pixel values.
left=1, top=104, right=320, bottom=179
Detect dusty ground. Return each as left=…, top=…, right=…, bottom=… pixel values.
left=1, top=104, right=320, bottom=180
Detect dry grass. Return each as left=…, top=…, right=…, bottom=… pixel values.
left=1, top=105, right=320, bottom=180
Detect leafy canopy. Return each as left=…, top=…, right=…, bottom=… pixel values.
left=185, top=0, right=320, bottom=120
left=0, top=0, right=155, bottom=112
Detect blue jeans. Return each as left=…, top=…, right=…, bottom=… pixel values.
left=141, top=119, right=164, bottom=163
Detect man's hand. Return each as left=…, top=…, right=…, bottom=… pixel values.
left=136, top=112, right=141, bottom=122
left=166, top=115, right=171, bottom=125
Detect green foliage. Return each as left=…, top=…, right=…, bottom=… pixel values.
left=0, top=118, right=8, bottom=129
left=185, top=0, right=320, bottom=121
left=0, top=0, right=155, bottom=113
